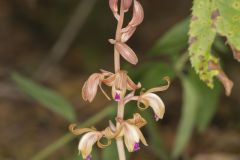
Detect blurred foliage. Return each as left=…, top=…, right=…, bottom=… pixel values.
left=12, top=73, right=76, bottom=122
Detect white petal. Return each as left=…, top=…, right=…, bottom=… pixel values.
left=141, top=93, right=165, bottom=119
left=78, top=132, right=99, bottom=158
left=123, top=123, right=140, bottom=152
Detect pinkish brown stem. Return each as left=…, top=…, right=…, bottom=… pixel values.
left=114, top=1, right=125, bottom=73
left=114, top=1, right=126, bottom=160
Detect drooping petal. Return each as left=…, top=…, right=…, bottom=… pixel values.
left=109, top=0, right=119, bottom=20
left=127, top=76, right=141, bottom=90
left=129, top=0, right=144, bottom=27
left=122, top=0, right=133, bottom=12
left=115, top=42, right=138, bottom=65
left=145, top=76, right=170, bottom=93
left=140, top=93, right=165, bottom=120
left=82, top=73, right=102, bottom=102
left=78, top=132, right=101, bottom=159
left=123, top=123, right=140, bottom=152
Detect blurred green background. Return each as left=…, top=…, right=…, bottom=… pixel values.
left=0, top=0, right=240, bottom=160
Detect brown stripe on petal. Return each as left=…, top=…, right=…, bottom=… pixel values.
left=115, top=42, right=138, bottom=65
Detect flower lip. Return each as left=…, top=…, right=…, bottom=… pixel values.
left=133, top=142, right=140, bottom=152
left=115, top=92, right=121, bottom=101
left=86, top=155, right=92, bottom=160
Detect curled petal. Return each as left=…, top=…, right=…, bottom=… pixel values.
left=127, top=113, right=147, bottom=128
left=109, top=0, right=120, bottom=20
left=78, top=131, right=102, bottom=159
left=146, top=76, right=170, bottom=93
left=129, top=0, right=144, bottom=27
left=122, top=0, right=133, bottom=12
left=69, top=124, right=96, bottom=135
left=115, top=42, right=138, bottom=65
left=82, top=73, right=102, bottom=102
left=97, top=137, right=112, bottom=148
left=140, top=93, right=165, bottom=120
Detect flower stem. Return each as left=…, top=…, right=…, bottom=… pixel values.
left=114, top=0, right=125, bottom=73
left=114, top=1, right=126, bottom=160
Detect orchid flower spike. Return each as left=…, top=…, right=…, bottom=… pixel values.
left=103, top=70, right=141, bottom=101
left=137, top=77, right=170, bottom=121
left=117, top=113, right=148, bottom=152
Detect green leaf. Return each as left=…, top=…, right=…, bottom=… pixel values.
left=213, top=0, right=240, bottom=61
left=148, top=18, right=189, bottom=55
left=11, top=73, right=76, bottom=122
left=189, top=0, right=240, bottom=92
left=172, top=76, right=199, bottom=158
left=189, top=0, right=219, bottom=88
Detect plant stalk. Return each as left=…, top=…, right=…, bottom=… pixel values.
left=114, top=1, right=126, bottom=160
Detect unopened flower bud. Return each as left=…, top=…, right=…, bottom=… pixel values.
left=122, top=0, right=133, bottom=12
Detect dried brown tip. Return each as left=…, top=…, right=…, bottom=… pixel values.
left=208, top=61, right=233, bottom=96
left=230, top=46, right=240, bottom=62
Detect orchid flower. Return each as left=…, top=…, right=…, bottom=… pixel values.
left=69, top=124, right=113, bottom=160
left=72, top=0, right=170, bottom=159
left=82, top=71, right=112, bottom=102
left=116, top=113, right=148, bottom=152
left=103, top=70, right=141, bottom=101
left=137, top=77, right=170, bottom=121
